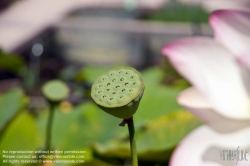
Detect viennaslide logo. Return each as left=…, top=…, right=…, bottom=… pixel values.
left=219, top=146, right=248, bottom=165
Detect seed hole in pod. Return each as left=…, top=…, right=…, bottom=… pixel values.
left=98, top=84, right=103, bottom=88
left=116, top=85, right=120, bottom=89
left=112, top=79, right=116, bottom=82
left=112, top=92, right=116, bottom=95
left=120, top=96, right=123, bottom=99
left=132, top=82, right=136, bottom=86
left=110, top=98, right=113, bottom=101
left=102, top=77, right=106, bottom=81
left=102, top=95, right=106, bottom=98
left=120, top=78, right=124, bottom=81
left=129, top=89, right=133, bottom=92
left=122, top=89, right=126, bottom=92
left=98, top=91, right=102, bottom=94
left=106, top=89, right=110, bottom=92
left=125, top=72, right=129, bottom=75
left=109, top=72, right=115, bottom=76
left=107, top=83, right=111, bottom=86
left=130, top=76, right=134, bottom=79
left=125, top=82, right=129, bottom=86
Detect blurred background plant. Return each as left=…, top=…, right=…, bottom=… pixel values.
left=0, top=0, right=244, bottom=165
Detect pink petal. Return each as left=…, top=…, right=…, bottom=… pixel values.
left=237, top=49, right=250, bottom=70
left=178, top=87, right=250, bottom=132
left=170, top=125, right=250, bottom=166
left=162, top=37, right=250, bottom=120
left=210, top=10, right=250, bottom=56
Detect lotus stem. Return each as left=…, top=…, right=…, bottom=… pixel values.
left=127, top=117, right=138, bottom=166
left=45, top=105, right=55, bottom=151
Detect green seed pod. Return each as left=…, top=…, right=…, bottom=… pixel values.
left=91, top=67, right=145, bottom=119
left=42, top=80, right=70, bottom=103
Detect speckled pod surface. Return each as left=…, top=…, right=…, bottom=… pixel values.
left=91, top=67, right=145, bottom=119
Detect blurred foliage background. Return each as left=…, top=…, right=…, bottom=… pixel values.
left=0, top=61, right=202, bottom=165
left=0, top=0, right=210, bottom=165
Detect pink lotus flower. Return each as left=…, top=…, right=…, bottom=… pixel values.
left=162, top=10, right=250, bottom=166
left=202, top=0, right=250, bottom=13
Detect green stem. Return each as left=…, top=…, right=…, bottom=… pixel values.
left=45, top=105, right=55, bottom=151
left=127, top=117, right=138, bottom=166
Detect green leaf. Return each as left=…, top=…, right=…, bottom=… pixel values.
left=60, top=65, right=79, bottom=81
left=136, top=110, right=202, bottom=161
left=140, top=67, right=163, bottom=86
left=58, top=102, right=127, bottom=150
left=36, top=101, right=127, bottom=164
left=75, top=66, right=111, bottom=83
left=0, top=89, right=29, bottom=133
left=36, top=101, right=125, bottom=149
left=134, top=67, right=185, bottom=126
left=0, top=111, right=39, bottom=155
left=36, top=106, right=83, bottom=150
left=0, top=51, right=27, bottom=75
left=93, top=110, right=202, bottom=162
left=146, top=2, right=209, bottom=23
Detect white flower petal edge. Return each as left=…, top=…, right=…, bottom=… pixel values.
left=170, top=125, right=250, bottom=166
left=162, top=37, right=250, bottom=120
left=210, top=10, right=250, bottom=56
left=236, top=50, right=250, bottom=96
left=178, top=87, right=250, bottom=132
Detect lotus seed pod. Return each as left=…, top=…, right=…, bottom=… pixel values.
left=91, top=67, right=145, bottom=119
left=42, top=80, right=70, bottom=103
